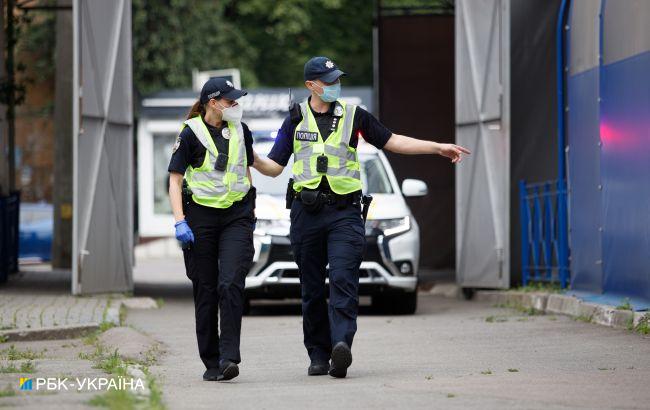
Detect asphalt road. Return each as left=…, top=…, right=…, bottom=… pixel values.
left=129, top=269, right=650, bottom=410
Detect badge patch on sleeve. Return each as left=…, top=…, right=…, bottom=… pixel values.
left=172, top=137, right=181, bottom=153
left=295, top=131, right=319, bottom=142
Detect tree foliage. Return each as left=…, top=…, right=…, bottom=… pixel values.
left=132, top=0, right=374, bottom=95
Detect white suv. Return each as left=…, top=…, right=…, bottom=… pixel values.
left=247, top=140, right=427, bottom=314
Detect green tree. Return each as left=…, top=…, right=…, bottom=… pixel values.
left=132, top=1, right=258, bottom=96
left=235, top=0, right=373, bottom=87
left=132, top=0, right=375, bottom=95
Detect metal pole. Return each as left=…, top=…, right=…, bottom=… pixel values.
left=52, top=0, right=73, bottom=268
left=6, top=0, right=15, bottom=192
left=71, top=0, right=80, bottom=294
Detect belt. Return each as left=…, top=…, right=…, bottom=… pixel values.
left=295, top=189, right=361, bottom=206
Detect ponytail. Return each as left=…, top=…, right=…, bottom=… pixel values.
left=187, top=99, right=206, bottom=120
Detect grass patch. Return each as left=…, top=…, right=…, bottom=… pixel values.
left=0, top=385, right=15, bottom=398
left=99, top=321, right=116, bottom=333
left=616, top=298, right=633, bottom=311
left=81, top=334, right=165, bottom=409
left=143, top=367, right=165, bottom=410
left=574, top=314, right=592, bottom=323
left=516, top=282, right=562, bottom=293
left=119, top=305, right=127, bottom=326
left=95, top=349, right=128, bottom=377
left=20, top=361, right=35, bottom=373
left=447, top=393, right=456, bottom=398
left=485, top=316, right=507, bottom=323
left=425, top=374, right=432, bottom=380
left=480, top=369, right=492, bottom=375
left=494, top=302, right=543, bottom=316
left=635, top=314, right=650, bottom=335
left=507, top=368, right=519, bottom=372
left=155, top=298, right=165, bottom=309
left=88, top=388, right=142, bottom=409
left=0, top=335, right=8, bottom=344
left=0, top=360, right=35, bottom=375
left=0, top=345, right=43, bottom=361
left=0, top=363, right=18, bottom=373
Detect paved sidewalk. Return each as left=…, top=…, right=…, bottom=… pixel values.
left=127, top=289, right=650, bottom=410
left=0, top=269, right=120, bottom=337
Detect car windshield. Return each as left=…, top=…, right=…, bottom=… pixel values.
left=251, top=154, right=393, bottom=195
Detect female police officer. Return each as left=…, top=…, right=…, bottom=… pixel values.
left=253, top=57, right=470, bottom=379
left=168, top=77, right=255, bottom=382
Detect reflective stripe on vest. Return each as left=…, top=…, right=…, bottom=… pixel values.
left=183, top=116, right=250, bottom=208
left=292, top=100, right=362, bottom=195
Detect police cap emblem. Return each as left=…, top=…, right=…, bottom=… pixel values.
left=226, top=80, right=234, bottom=88
left=325, top=60, right=334, bottom=69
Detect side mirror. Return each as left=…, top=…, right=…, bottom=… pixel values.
left=401, top=179, right=428, bottom=197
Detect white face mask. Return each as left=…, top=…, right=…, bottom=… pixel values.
left=217, top=101, right=243, bottom=122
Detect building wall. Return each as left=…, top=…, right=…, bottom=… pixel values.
left=567, top=0, right=650, bottom=299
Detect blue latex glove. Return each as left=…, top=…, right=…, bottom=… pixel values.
left=174, top=220, right=195, bottom=244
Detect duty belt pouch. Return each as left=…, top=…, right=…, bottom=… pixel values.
left=215, top=152, right=229, bottom=171
left=285, top=178, right=295, bottom=209
left=300, top=190, right=324, bottom=214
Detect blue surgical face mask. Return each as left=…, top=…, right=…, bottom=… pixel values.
left=313, top=81, right=341, bottom=102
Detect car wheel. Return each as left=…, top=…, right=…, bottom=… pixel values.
left=392, top=291, right=417, bottom=315
left=372, top=291, right=417, bottom=315
left=371, top=294, right=390, bottom=314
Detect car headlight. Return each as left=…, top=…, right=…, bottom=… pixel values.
left=254, top=219, right=291, bottom=236
left=367, top=216, right=411, bottom=237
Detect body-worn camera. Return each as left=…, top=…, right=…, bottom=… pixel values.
left=215, top=153, right=229, bottom=171
left=316, top=154, right=328, bottom=173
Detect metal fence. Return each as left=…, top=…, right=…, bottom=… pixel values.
left=519, top=180, right=569, bottom=288
left=0, top=191, right=20, bottom=283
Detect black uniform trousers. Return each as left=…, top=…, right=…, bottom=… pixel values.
left=289, top=199, right=365, bottom=364
left=182, top=190, right=255, bottom=370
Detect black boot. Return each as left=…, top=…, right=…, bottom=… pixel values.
left=203, top=368, right=220, bottom=381
left=308, top=361, right=329, bottom=376
left=217, top=360, right=239, bottom=381
left=329, top=342, right=352, bottom=378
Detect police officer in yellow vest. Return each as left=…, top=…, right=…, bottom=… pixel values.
left=168, top=78, right=255, bottom=382
left=253, top=57, right=470, bottom=378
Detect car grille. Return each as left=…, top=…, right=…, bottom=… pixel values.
left=274, top=269, right=373, bottom=279
left=267, top=243, right=294, bottom=261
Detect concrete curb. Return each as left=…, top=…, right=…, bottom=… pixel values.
left=0, top=323, right=100, bottom=342
left=0, top=297, right=160, bottom=342
left=477, top=290, right=646, bottom=332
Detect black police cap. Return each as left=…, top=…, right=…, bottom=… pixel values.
left=304, top=56, right=346, bottom=83
left=200, top=77, right=247, bottom=104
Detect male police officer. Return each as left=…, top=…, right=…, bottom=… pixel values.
left=253, top=57, right=470, bottom=378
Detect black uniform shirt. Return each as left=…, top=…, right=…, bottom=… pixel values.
left=168, top=120, right=254, bottom=174
left=267, top=98, right=393, bottom=167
